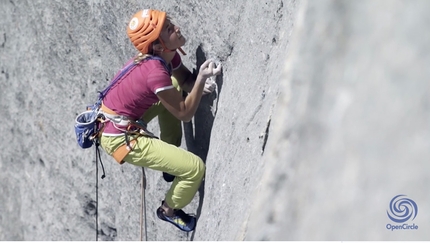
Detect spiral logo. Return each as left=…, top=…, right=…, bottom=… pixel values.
left=387, top=195, right=418, bottom=223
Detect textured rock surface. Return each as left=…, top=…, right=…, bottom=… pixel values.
left=248, top=0, right=430, bottom=240
left=1, top=0, right=429, bottom=241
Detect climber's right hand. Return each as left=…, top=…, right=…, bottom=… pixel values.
left=198, top=59, right=222, bottom=80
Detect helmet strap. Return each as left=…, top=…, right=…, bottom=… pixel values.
left=158, top=37, right=187, bottom=55
left=158, top=37, right=175, bottom=53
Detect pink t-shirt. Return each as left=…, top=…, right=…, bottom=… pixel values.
left=102, top=52, right=181, bottom=135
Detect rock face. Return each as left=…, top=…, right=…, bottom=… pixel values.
left=248, top=0, right=430, bottom=241
left=1, top=0, right=429, bottom=241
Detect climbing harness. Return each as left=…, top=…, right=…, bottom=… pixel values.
left=98, top=102, right=158, bottom=164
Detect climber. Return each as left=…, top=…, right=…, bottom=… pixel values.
left=98, top=9, right=222, bottom=232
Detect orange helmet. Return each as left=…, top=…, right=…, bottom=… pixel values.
left=127, top=9, right=166, bottom=54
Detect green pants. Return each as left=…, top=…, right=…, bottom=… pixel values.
left=100, top=135, right=205, bottom=209
left=100, top=77, right=205, bottom=209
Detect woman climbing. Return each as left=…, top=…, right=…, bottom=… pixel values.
left=99, top=9, right=222, bottom=232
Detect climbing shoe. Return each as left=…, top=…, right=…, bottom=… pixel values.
left=156, top=206, right=196, bottom=232
left=163, top=172, right=175, bottom=182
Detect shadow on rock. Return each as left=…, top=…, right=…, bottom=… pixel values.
left=183, top=45, right=223, bottom=241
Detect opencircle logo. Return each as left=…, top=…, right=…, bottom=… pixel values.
left=387, top=195, right=418, bottom=223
